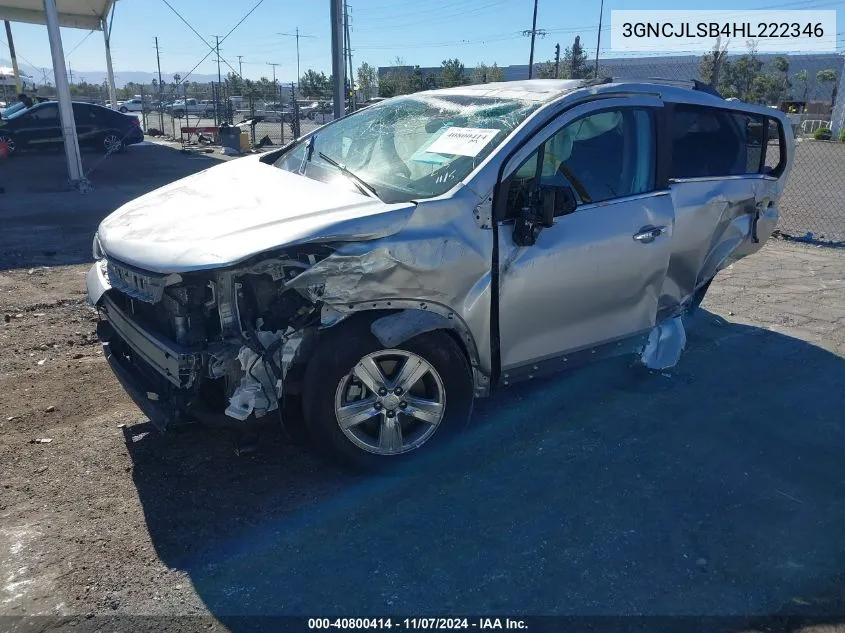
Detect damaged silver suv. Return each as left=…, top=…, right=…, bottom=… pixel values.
left=88, top=79, right=793, bottom=469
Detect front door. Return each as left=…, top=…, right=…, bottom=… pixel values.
left=496, top=98, right=675, bottom=373
left=16, top=103, right=61, bottom=147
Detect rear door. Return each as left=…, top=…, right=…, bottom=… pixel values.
left=72, top=103, right=98, bottom=145
left=663, top=103, right=788, bottom=314
left=495, top=97, right=675, bottom=373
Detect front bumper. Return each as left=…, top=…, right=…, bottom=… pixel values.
left=87, top=261, right=201, bottom=389
left=98, top=323, right=176, bottom=430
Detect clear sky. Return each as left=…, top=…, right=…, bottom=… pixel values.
left=2, top=0, right=843, bottom=84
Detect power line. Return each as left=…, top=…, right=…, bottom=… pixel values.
left=158, top=0, right=241, bottom=78
left=66, top=30, right=94, bottom=58
left=278, top=27, right=316, bottom=83
left=354, top=0, right=511, bottom=30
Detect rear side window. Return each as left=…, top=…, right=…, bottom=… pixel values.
left=670, top=105, right=767, bottom=179
left=764, top=118, right=785, bottom=175
left=28, top=104, right=58, bottom=122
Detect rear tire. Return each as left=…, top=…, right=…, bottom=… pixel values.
left=102, top=133, right=124, bottom=154
left=303, top=317, right=473, bottom=472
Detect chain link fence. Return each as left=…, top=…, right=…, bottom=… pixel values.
left=54, top=50, right=844, bottom=244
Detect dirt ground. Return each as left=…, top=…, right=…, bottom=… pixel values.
left=1, top=144, right=844, bottom=632
left=0, top=239, right=843, bottom=632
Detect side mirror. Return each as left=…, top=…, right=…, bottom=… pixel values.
left=540, top=184, right=577, bottom=221
left=512, top=183, right=577, bottom=247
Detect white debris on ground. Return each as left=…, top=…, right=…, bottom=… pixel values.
left=640, top=315, right=687, bottom=370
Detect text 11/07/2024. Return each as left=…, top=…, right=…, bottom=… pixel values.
left=307, top=618, right=528, bottom=630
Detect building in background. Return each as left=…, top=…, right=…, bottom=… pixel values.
left=379, top=53, right=843, bottom=103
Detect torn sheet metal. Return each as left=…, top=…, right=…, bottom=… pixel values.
left=640, top=316, right=687, bottom=370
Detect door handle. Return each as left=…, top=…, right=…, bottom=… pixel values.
left=632, top=226, right=667, bottom=244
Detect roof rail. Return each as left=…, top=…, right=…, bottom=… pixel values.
left=625, top=77, right=724, bottom=98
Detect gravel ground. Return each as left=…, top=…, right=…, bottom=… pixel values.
left=0, top=240, right=843, bottom=633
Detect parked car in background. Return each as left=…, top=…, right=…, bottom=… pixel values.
left=358, top=97, right=387, bottom=110
left=87, top=79, right=793, bottom=470
left=0, top=101, right=27, bottom=119
left=0, top=100, right=143, bottom=155
left=296, top=100, right=320, bottom=119
left=117, top=98, right=149, bottom=113
left=168, top=99, right=215, bottom=118
left=255, top=103, right=294, bottom=123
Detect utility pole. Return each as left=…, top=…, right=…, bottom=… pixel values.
left=68, top=64, right=73, bottom=85
left=594, top=0, right=604, bottom=78
left=215, top=35, right=223, bottom=126
left=344, top=0, right=354, bottom=111
left=155, top=37, right=164, bottom=131
left=554, top=43, right=560, bottom=79
left=215, top=35, right=223, bottom=87
left=237, top=55, right=243, bottom=78
left=521, top=0, right=546, bottom=79
left=278, top=27, right=315, bottom=86
left=4, top=21, right=22, bottom=93
left=267, top=62, right=280, bottom=93
left=331, top=0, right=345, bottom=119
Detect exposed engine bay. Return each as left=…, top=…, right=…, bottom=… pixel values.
left=97, top=247, right=336, bottom=428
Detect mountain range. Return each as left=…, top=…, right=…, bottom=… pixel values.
left=1, top=58, right=222, bottom=87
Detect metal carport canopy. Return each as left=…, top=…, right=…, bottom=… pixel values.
left=0, top=0, right=117, bottom=189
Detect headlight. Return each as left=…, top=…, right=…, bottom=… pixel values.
left=92, top=233, right=104, bottom=260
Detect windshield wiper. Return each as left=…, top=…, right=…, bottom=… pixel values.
left=298, top=134, right=317, bottom=174
left=317, top=151, right=380, bottom=199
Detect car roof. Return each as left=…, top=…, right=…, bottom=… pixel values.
left=419, top=79, right=585, bottom=103
left=411, top=77, right=789, bottom=122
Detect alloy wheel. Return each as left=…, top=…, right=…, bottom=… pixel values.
left=0, top=134, right=15, bottom=156
left=334, top=349, right=446, bottom=455
left=103, top=134, right=123, bottom=154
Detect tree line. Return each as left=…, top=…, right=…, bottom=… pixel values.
left=56, top=34, right=840, bottom=110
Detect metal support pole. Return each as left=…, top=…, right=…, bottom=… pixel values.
left=4, top=21, right=22, bottom=93
left=155, top=37, right=164, bottom=132
left=344, top=0, right=354, bottom=111
left=43, top=0, right=85, bottom=188
left=331, top=0, right=345, bottom=119
left=102, top=17, right=118, bottom=109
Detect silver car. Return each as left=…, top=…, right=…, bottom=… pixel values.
left=87, top=79, right=793, bottom=469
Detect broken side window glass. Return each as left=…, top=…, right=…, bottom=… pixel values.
left=505, top=107, right=655, bottom=216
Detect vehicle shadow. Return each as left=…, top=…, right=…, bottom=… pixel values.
left=0, top=142, right=223, bottom=271
left=124, top=311, right=845, bottom=625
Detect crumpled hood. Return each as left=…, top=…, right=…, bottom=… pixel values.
left=97, top=155, right=416, bottom=272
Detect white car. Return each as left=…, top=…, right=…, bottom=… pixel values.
left=114, top=98, right=147, bottom=113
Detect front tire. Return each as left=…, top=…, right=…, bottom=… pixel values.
left=119, top=106, right=128, bottom=113
left=303, top=318, right=473, bottom=471
left=0, top=132, right=15, bottom=156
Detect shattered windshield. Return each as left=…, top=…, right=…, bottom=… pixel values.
left=274, top=94, right=540, bottom=203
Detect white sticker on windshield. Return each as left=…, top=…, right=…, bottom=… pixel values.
left=424, top=127, right=500, bottom=157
